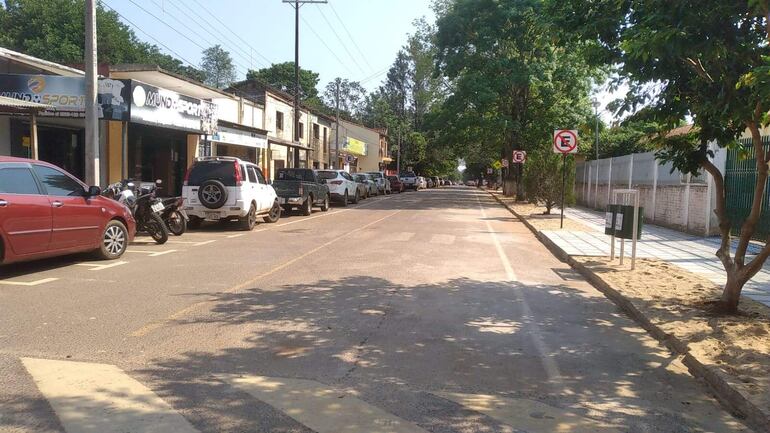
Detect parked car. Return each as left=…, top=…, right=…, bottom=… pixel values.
left=387, top=176, right=404, bottom=193
left=465, top=180, right=477, bottom=186
left=431, top=176, right=440, bottom=188
left=425, top=177, right=435, bottom=188
left=400, top=171, right=419, bottom=190
left=0, top=156, right=136, bottom=264
left=272, top=168, right=330, bottom=215
left=365, top=171, right=391, bottom=194
left=182, top=156, right=281, bottom=231
left=417, top=176, right=428, bottom=189
left=316, top=170, right=360, bottom=205
left=354, top=173, right=377, bottom=198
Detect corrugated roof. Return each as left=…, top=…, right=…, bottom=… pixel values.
left=0, top=95, right=53, bottom=111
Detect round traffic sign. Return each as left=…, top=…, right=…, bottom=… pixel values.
left=553, top=129, right=578, bottom=154
left=512, top=150, right=527, bottom=163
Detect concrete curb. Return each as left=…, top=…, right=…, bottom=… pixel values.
left=488, top=192, right=770, bottom=433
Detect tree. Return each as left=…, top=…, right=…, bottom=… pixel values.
left=549, top=0, right=770, bottom=313
left=247, top=62, right=320, bottom=101
left=323, top=78, right=367, bottom=121
left=433, top=0, right=598, bottom=197
left=0, top=0, right=204, bottom=80
left=200, top=45, right=236, bottom=88
left=523, top=150, right=573, bottom=214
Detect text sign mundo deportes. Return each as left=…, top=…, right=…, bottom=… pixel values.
left=512, top=150, right=527, bottom=163
left=553, top=129, right=578, bottom=154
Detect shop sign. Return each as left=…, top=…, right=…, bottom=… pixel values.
left=211, top=126, right=267, bottom=148
left=344, top=136, right=367, bottom=156
left=0, top=74, right=130, bottom=120
left=130, top=81, right=210, bottom=132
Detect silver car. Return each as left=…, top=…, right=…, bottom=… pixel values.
left=366, top=171, right=391, bottom=194
left=354, top=173, right=378, bottom=197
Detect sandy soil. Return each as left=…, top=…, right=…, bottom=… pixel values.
left=492, top=193, right=770, bottom=420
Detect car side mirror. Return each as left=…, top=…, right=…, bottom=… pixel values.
left=86, top=185, right=101, bottom=197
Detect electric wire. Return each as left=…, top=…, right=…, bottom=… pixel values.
left=316, top=6, right=365, bottom=74
left=328, top=1, right=374, bottom=71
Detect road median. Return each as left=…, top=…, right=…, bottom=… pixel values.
left=488, top=191, right=770, bottom=433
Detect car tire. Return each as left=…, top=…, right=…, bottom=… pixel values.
left=320, top=194, right=330, bottom=212
left=240, top=203, right=258, bottom=231
left=264, top=200, right=282, bottom=223
left=301, top=196, right=312, bottom=216
left=352, top=189, right=360, bottom=204
left=95, top=219, right=128, bottom=260
left=341, top=190, right=349, bottom=207
left=198, top=179, right=228, bottom=209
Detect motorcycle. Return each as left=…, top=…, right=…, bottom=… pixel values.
left=146, top=180, right=188, bottom=236
left=103, top=179, right=169, bottom=245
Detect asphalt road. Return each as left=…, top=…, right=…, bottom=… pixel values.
left=0, top=187, right=752, bottom=433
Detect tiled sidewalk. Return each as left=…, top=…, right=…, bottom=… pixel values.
left=540, top=207, right=770, bottom=306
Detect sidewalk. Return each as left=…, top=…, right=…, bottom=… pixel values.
left=540, top=207, right=770, bottom=307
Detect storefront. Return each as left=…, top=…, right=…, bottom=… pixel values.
left=211, top=121, right=267, bottom=166
left=117, top=80, right=216, bottom=194
left=0, top=74, right=130, bottom=181
left=341, top=136, right=367, bottom=172
left=266, top=137, right=312, bottom=180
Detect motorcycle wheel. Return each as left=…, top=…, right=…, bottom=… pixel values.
left=146, top=213, right=169, bottom=244
left=166, top=210, right=187, bottom=236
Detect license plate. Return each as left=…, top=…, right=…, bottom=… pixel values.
left=205, top=211, right=220, bottom=220
left=151, top=202, right=164, bottom=213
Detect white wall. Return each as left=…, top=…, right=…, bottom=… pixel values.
left=0, top=116, right=10, bottom=156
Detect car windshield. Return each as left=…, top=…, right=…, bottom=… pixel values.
left=367, top=173, right=383, bottom=179
left=317, top=171, right=338, bottom=180
left=354, top=175, right=366, bottom=181
left=187, top=161, right=236, bottom=186
left=400, top=172, right=416, bottom=177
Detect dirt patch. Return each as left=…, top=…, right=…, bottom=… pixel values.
left=492, top=194, right=592, bottom=232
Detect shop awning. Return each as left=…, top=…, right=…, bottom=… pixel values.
left=0, top=95, right=53, bottom=114
left=268, top=136, right=312, bottom=151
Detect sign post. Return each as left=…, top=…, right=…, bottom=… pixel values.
left=553, top=129, right=578, bottom=229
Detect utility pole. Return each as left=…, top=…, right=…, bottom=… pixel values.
left=84, top=0, right=99, bottom=185
left=283, top=0, right=327, bottom=169
left=335, top=78, right=340, bottom=169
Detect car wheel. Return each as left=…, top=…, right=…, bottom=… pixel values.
left=341, top=190, right=349, bottom=207
left=240, top=203, right=257, bottom=231
left=166, top=211, right=187, bottom=236
left=352, top=189, right=360, bottom=204
left=146, top=213, right=169, bottom=244
left=264, top=200, right=282, bottom=223
left=198, top=179, right=228, bottom=209
left=320, top=194, right=330, bottom=212
left=95, top=220, right=128, bottom=260
left=301, top=196, right=312, bottom=216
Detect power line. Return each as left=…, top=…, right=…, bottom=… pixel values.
left=359, top=66, right=390, bottom=85
left=328, top=1, right=373, bottom=72
left=315, top=6, right=365, bottom=74
left=189, top=0, right=273, bottom=67
left=99, top=0, right=200, bottom=70
left=300, top=14, right=354, bottom=76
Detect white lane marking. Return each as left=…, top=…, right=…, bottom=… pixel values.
left=0, top=277, right=58, bottom=286
left=21, top=358, right=199, bottom=433
left=430, top=234, right=455, bottom=245
left=394, top=232, right=415, bottom=242
left=476, top=194, right=563, bottom=387
left=222, top=374, right=429, bottom=433
left=166, top=240, right=216, bottom=247
left=437, top=392, right=621, bottom=433
left=125, top=249, right=178, bottom=257
left=226, top=233, right=245, bottom=238
left=74, top=261, right=128, bottom=271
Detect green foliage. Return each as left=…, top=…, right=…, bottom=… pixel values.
left=200, top=45, right=236, bottom=89
left=247, top=62, right=320, bottom=101
left=0, top=0, right=203, bottom=80
left=322, top=78, right=367, bottom=122
left=523, top=150, right=573, bottom=213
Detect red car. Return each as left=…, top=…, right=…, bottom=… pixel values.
left=0, top=157, right=136, bottom=265
left=387, top=176, right=404, bottom=193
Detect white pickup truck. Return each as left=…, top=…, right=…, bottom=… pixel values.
left=400, top=171, right=419, bottom=190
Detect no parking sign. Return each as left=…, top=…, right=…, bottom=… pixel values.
left=553, top=129, right=578, bottom=154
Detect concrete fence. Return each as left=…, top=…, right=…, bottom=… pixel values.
left=575, top=149, right=725, bottom=236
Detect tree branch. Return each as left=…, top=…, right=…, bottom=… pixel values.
left=735, top=121, right=769, bottom=266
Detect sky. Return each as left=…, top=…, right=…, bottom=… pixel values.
left=103, top=0, right=436, bottom=94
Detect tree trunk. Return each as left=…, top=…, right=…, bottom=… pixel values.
left=719, top=273, right=744, bottom=313
left=503, top=178, right=516, bottom=196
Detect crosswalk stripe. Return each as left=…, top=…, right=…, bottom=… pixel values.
left=437, top=392, right=622, bottom=433
left=21, top=358, right=199, bottom=433
left=429, top=234, right=455, bottom=245
left=222, top=374, right=429, bottom=433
